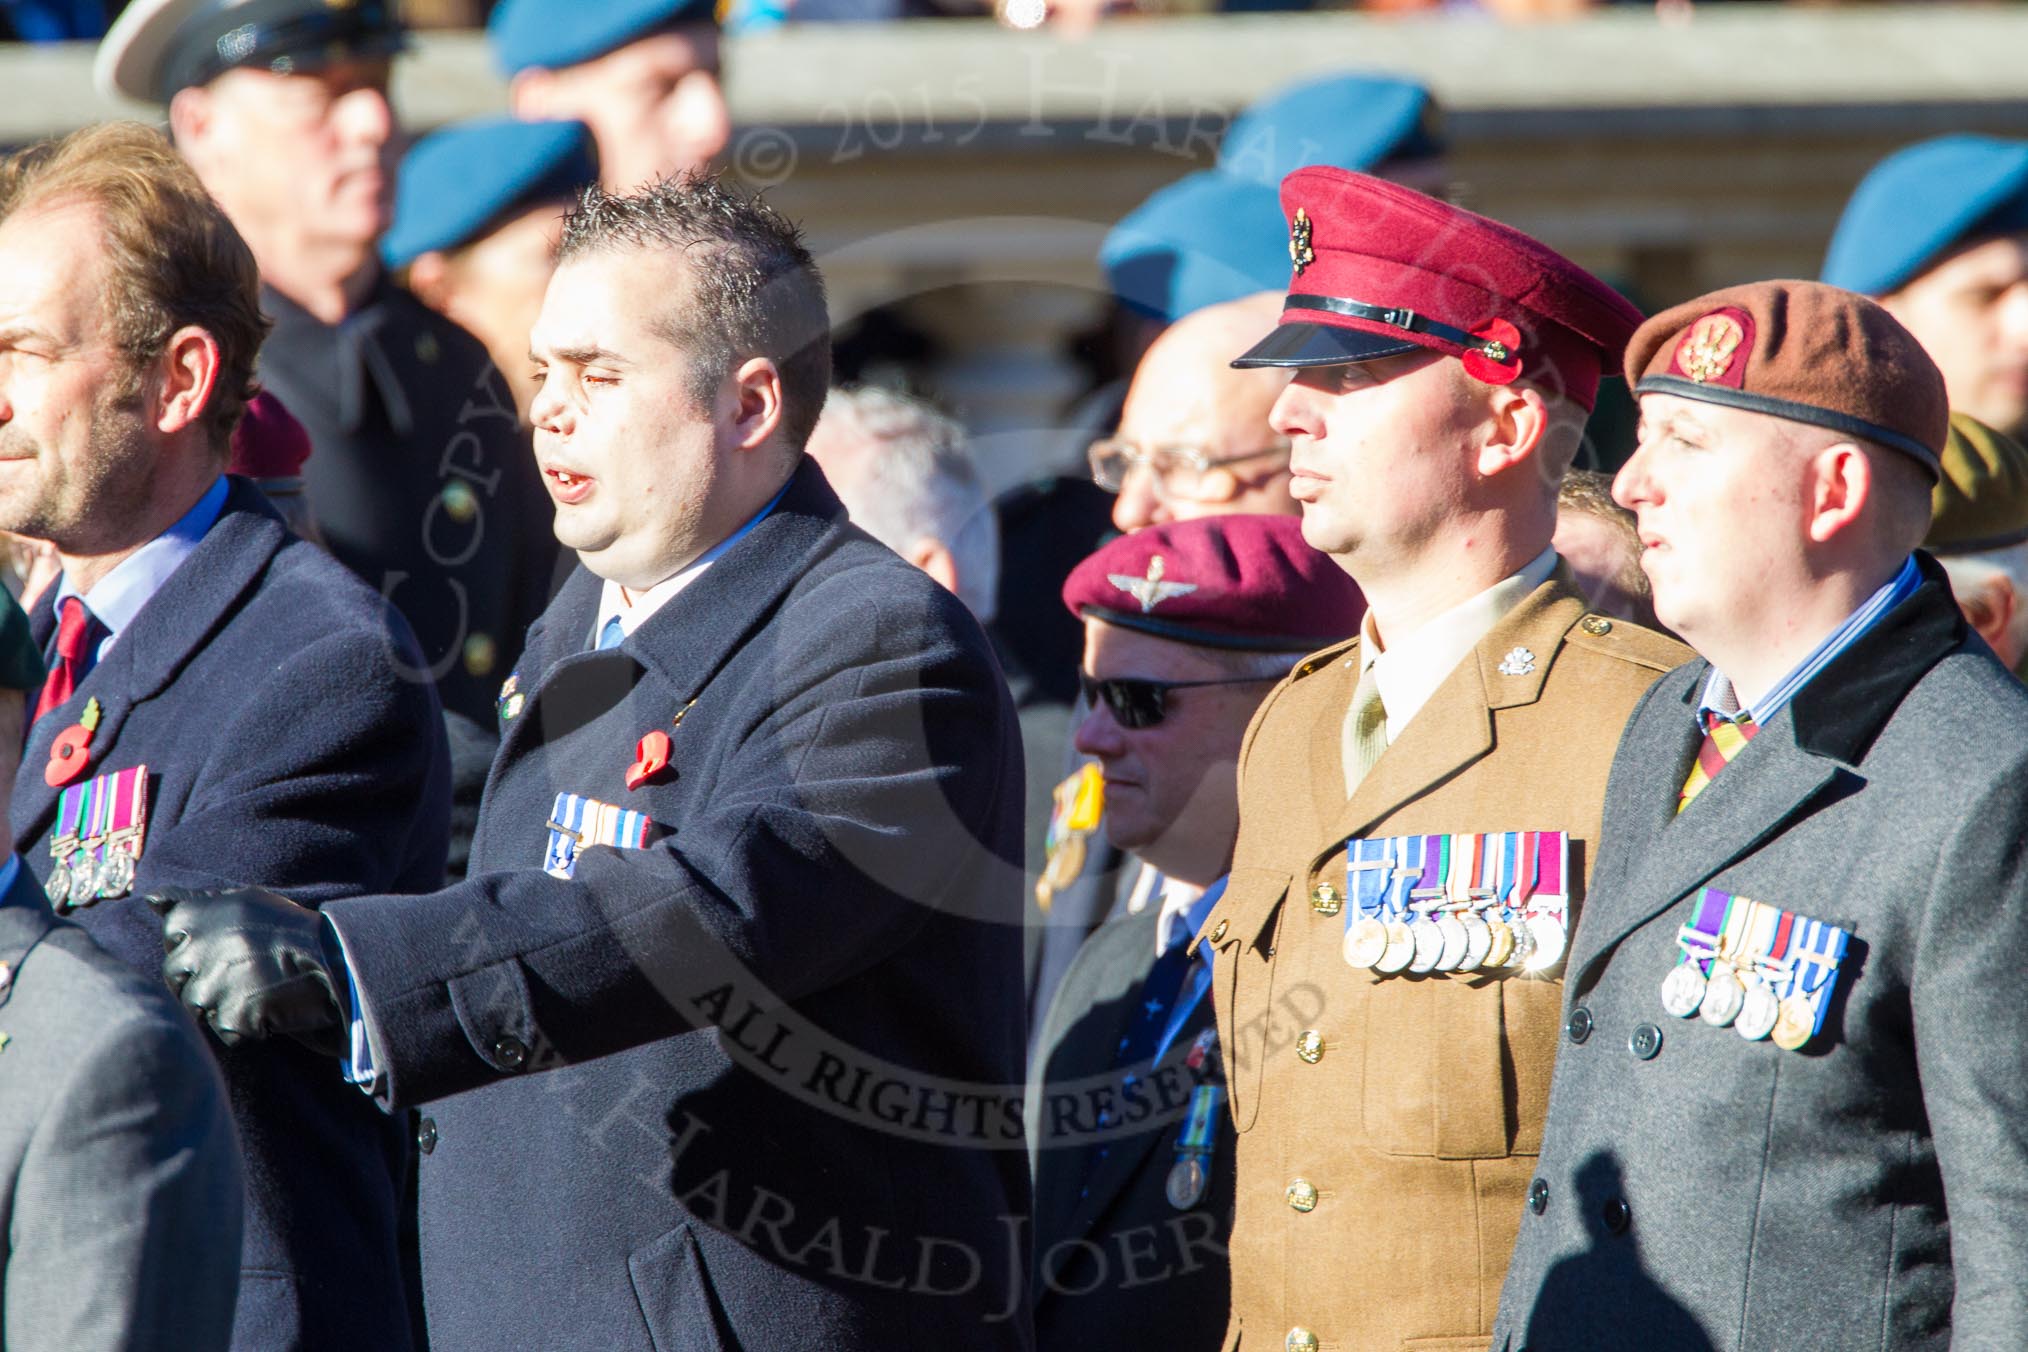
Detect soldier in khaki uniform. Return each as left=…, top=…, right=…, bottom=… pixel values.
left=1196, top=166, right=1691, bottom=1352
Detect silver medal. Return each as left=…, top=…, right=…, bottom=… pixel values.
left=95, top=850, right=135, bottom=901
left=1735, top=980, right=1780, bottom=1041
left=1699, top=967, right=1745, bottom=1027
left=1434, top=914, right=1470, bottom=971
left=45, top=859, right=73, bottom=911
left=1165, top=1155, right=1207, bottom=1209
left=1408, top=918, right=1445, bottom=974
left=1660, top=962, right=1707, bottom=1018
left=1523, top=915, right=1568, bottom=973
left=1459, top=914, right=1493, bottom=971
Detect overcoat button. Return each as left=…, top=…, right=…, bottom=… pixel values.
left=1602, top=1196, right=1631, bottom=1235
left=417, top=1117, right=438, bottom=1155
left=493, top=1034, right=529, bottom=1070
left=1528, top=1177, right=1549, bottom=1214
left=1566, top=1006, right=1593, bottom=1044
left=1629, top=1023, right=1663, bottom=1060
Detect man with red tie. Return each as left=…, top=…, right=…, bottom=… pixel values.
left=0, top=122, right=449, bottom=1349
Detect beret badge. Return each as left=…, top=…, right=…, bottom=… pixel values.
left=1289, top=207, right=1315, bottom=276
left=1675, top=312, right=1747, bottom=385
left=1107, top=554, right=1198, bottom=613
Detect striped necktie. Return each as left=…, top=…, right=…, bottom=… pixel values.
left=1677, top=711, right=1757, bottom=812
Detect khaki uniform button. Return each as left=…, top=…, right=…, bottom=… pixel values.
left=1309, top=881, right=1342, bottom=916
left=1581, top=614, right=1613, bottom=636
left=1210, top=919, right=1228, bottom=944
left=1295, top=1029, right=1324, bottom=1064
left=1286, top=1178, right=1318, bottom=1213
left=1286, top=1328, right=1319, bottom=1352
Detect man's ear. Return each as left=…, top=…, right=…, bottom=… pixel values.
left=509, top=68, right=556, bottom=119
left=1476, top=382, right=1551, bottom=481
left=906, top=536, right=960, bottom=595
left=1803, top=442, right=1870, bottom=545
left=1954, top=572, right=2017, bottom=657
left=152, top=326, right=222, bottom=440
left=166, top=85, right=211, bottom=153
left=726, top=357, right=786, bottom=454
left=405, top=252, right=454, bottom=317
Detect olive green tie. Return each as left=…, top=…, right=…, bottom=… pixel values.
left=1341, top=665, right=1388, bottom=797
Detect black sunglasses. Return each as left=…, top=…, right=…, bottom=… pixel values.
left=1079, top=673, right=1279, bottom=730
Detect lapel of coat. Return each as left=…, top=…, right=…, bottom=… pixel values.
left=1063, top=955, right=1208, bottom=1239
left=1312, top=575, right=1587, bottom=862
left=14, top=482, right=286, bottom=848
left=491, top=459, right=852, bottom=773
left=1032, top=911, right=1159, bottom=1248
left=1568, top=557, right=1968, bottom=990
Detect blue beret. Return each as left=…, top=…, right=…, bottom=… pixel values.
left=1101, top=171, right=1290, bottom=325
left=1218, top=73, right=1443, bottom=189
left=1823, top=135, right=2028, bottom=296
left=489, top=0, right=715, bottom=76
left=381, top=118, right=596, bottom=269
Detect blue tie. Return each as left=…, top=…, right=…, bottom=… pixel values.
left=596, top=616, right=626, bottom=651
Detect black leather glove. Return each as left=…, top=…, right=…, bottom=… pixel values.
left=148, top=885, right=347, bottom=1058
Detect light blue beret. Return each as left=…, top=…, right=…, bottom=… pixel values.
left=381, top=118, right=597, bottom=269
left=1822, top=135, right=2028, bottom=296
left=489, top=0, right=716, bottom=77
left=1218, top=73, right=1443, bottom=189
left=1100, top=170, right=1291, bottom=325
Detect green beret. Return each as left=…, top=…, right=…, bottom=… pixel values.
left=1927, top=412, right=2028, bottom=555
left=0, top=589, right=42, bottom=694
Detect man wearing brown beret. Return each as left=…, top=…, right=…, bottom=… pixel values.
left=1198, top=165, right=1689, bottom=1352
left=1495, top=281, right=2028, bottom=1350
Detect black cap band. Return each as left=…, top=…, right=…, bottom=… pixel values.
left=160, top=0, right=404, bottom=97
left=1283, top=294, right=1513, bottom=360
left=1635, top=374, right=1943, bottom=477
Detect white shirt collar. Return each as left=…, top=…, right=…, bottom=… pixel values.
left=56, top=476, right=229, bottom=660
left=1158, top=873, right=1226, bottom=956
left=1357, top=546, right=1558, bottom=743
left=591, top=480, right=791, bottom=645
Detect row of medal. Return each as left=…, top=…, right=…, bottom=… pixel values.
left=47, top=765, right=150, bottom=912
left=544, top=791, right=653, bottom=879
left=1336, top=830, right=1572, bottom=977
left=1164, top=1028, right=1222, bottom=1210
left=1660, top=887, right=1849, bottom=1049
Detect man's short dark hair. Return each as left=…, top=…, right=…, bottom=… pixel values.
left=556, top=171, right=831, bottom=452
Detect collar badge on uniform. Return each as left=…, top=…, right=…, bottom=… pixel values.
left=1660, top=888, right=1850, bottom=1050
left=1289, top=206, right=1315, bottom=275
left=48, top=764, right=149, bottom=912
left=1496, top=646, right=1536, bottom=676
left=1676, top=312, right=1747, bottom=384
left=44, top=697, right=101, bottom=790
left=1107, top=554, right=1198, bottom=614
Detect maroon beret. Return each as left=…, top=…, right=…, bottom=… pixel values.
left=1062, top=514, right=1365, bottom=651
left=229, top=390, right=313, bottom=481
left=1232, top=166, right=1645, bottom=411
left=1626, top=280, right=1948, bottom=476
